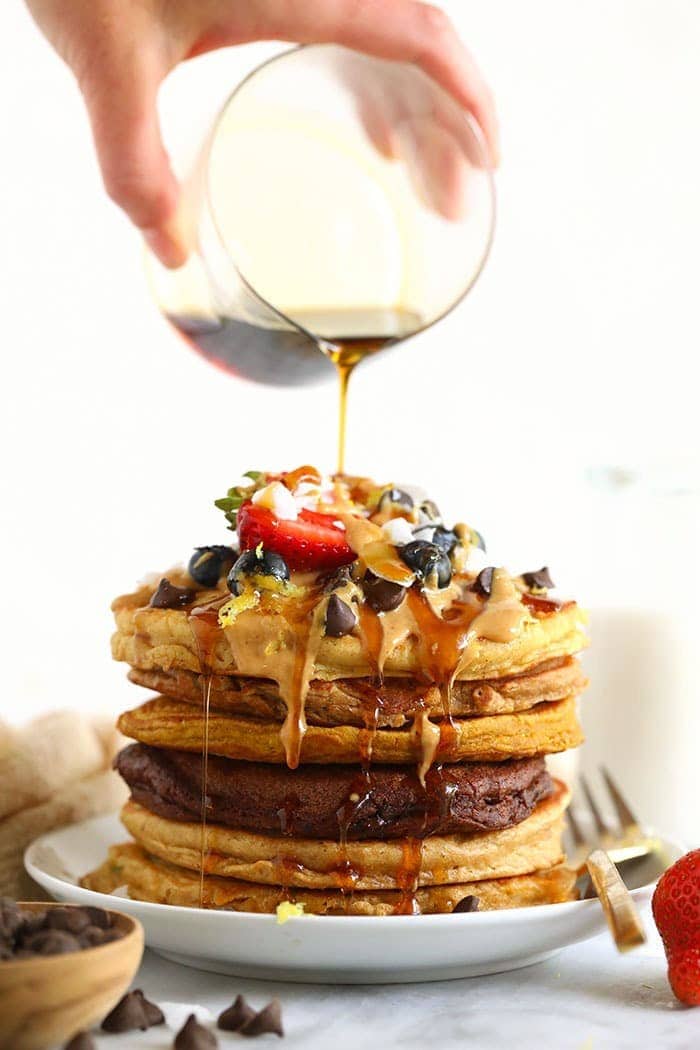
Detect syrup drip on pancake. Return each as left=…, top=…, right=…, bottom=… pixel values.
left=187, top=600, right=223, bottom=908
left=395, top=838, right=423, bottom=915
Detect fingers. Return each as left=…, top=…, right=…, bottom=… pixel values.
left=79, top=49, right=188, bottom=267
left=205, top=0, right=499, bottom=166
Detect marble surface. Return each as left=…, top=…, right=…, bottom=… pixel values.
left=65, top=905, right=697, bottom=1050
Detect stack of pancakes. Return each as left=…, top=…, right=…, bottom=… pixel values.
left=84, top=477, right=588, bottom=915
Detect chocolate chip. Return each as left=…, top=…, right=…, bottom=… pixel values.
left=17, top=908, right=46, bottom=937
left=378, top=487, right=414, bottom=511
left=522, top=566, right=554, bottom=590
left=150, top=577, right=196, bottom=609
left=63, top=1032, right=96, bottom=1050
left=218, top=994, right=256, bottom=1032
left=0, top=898, right=29, bottom=940
left=21, top=929, right=81, bottom=955
left=0, top=898, right=23, bottom=940
left=452, top=895, right=480, bottom=913
left=83, top=906, right=111, bottom=929
left=323, top=564, right=354, bottom=593
left=473, top=566, right=495, bottom=598
left=419, top=499, right=441, bottom=522
left=362, top=572, right=406, bottom=613
left=45, top=906, right=91, bottom=934
left=135, top=989, right=165, bottom=1027
left=0, top=939, right=13, bottom=960
left=174, top=1013, right=218, bottom=1049
left=324, top=594, right=357, bottom=638
left=101, top=990, right=152, bottom=1033
left=80, top=925, right=108, bottom=947
left=240, top=1000, right=284, bottom=1038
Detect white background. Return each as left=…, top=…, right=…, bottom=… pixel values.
left=1, top=1, right=699, bottom=722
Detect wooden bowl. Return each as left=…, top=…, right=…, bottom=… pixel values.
left=0, top=902, right=144, bottom=1050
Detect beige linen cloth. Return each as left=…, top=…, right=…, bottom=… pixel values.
left=0, top=711, right=127, bottom=899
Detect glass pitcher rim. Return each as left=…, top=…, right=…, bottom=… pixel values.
left=202, top=42, right=497, bottom=347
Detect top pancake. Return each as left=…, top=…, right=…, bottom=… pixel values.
left=112, top=574, right=587, bottom=684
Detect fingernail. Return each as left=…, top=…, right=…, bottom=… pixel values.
left=143, top=226, right=189, bottom=269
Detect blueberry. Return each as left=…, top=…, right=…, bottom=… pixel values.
left=227, top=548, right=290, bottom=595
left=378, top=487, right=414, bottom=512
left=325, top=594, right=357, bottom=637
left=399, top=541, right=452, bottom=589
left=430, top=526, right=459, bottom=555
left=188, top=545, right=237, bottom=588
left=362, top=572, right=406, bottom=613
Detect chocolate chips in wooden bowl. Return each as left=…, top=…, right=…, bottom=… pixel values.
left=0, top=899, right=125, bottom=959
left=0, top=899, right=144, bottom=1050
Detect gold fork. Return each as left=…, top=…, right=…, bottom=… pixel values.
left=566, top=766, right=668, bottom=870
left=564, top=766, right=671, bottom=953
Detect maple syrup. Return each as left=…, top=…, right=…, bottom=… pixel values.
left=170, top=306, right=421, bottom=474
left=306, top=306, right=422, bottom=473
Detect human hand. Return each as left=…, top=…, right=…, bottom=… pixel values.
left=25, top=0, right=498, bottom=267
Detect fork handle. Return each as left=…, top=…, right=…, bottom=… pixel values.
left=586, top=849, right=646, bottom=953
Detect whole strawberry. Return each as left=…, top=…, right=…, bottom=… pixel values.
left=652, top=849, right=700, bottom=1005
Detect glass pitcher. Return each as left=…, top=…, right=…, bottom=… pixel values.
left=147, top=44, right=496, bottom=386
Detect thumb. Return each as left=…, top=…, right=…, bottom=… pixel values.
left=80, top=52, right=188, bottom=268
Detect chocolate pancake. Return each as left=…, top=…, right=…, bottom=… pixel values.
left=116, top=744, right=553, bottom=841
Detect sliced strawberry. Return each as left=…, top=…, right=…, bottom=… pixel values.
left=237, top=503, right=355, bottom=572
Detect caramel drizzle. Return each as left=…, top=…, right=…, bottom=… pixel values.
left=186, top=600, right=225, bottom=910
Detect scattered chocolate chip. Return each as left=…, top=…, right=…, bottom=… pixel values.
left=101, top=990, right=152, bottom=1033
left=135, top=989, right=165, bottom=1027
left=240, top=1000, right=284, bottom=1038
left=150, top=577, right=197, bottom=609
left=0, top=898, right=23, bottom=940
left=63, top=1032, right=96, bottom=1050
left=218, top=994, right=256, bottom=1032
left=473, top=566, right=495, bottom=598
left=45, top=906, right=91, bottom=934
left=324, top=594, right=357, bottom=638
left=362, top=571, right=406, bottom=613
left=452, top=895, right=480, bottom=913
left=21, top=929, right=81, bottom=955
left=174, top=1013, right=218, bottom=1049
left=522, top=566, right=554, bottom=590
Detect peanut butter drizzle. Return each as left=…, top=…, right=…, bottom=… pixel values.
left=219, top=585, right=328, bottom=769
left=412, top=710, right=442, bottom=788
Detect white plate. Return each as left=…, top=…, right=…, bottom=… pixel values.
left=25, top=815, right=677, bottom=984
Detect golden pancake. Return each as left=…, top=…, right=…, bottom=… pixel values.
left=111, top=575, right=587, bottom=684
left=82, top=842, right=578, bottom=914
left=117, top=695, right=583, bottom=765
left=119, top=782, right=569, bottom=890
left=127, top=656, right=587, bottom=727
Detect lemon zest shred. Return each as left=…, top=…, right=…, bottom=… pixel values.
left=276, top=901, right=305, bottom=924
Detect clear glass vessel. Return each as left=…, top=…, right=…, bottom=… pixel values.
left=147, top=44, right=496, bottom=385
